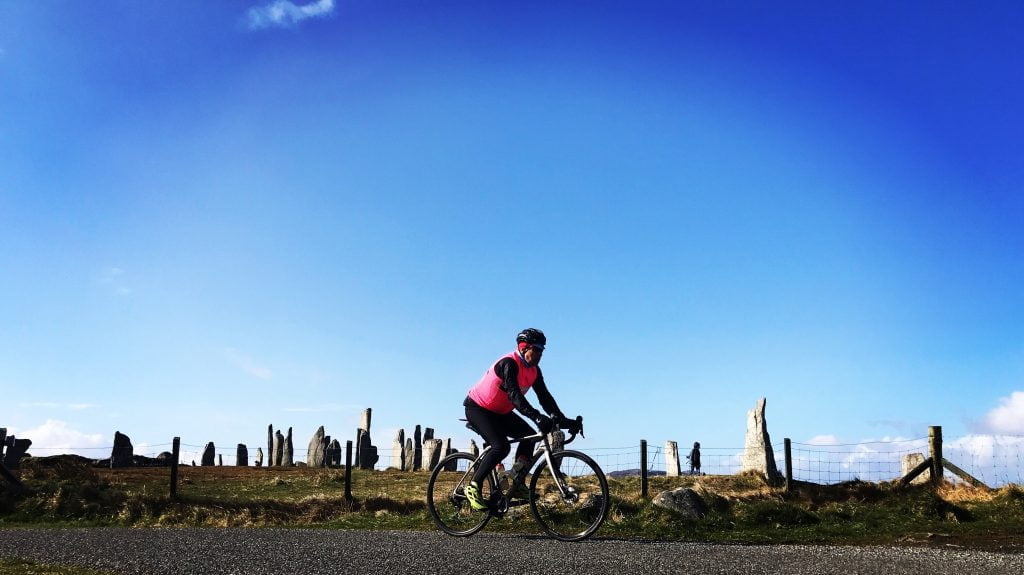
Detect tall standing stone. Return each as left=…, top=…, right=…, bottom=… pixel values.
left=468, top=439, right=479, bottom=459
left=357, top=429, right=378, bottom=470
left=413, top=425, right=423, bottom=471
left=404, top=438, right=415, bottom=471
left=424, top=427, right=434, bottom=442
left=308, top=426, right=327, bottom=468
left=267, top=425, right=274, bottom=467
left=423, top=439, right=444, bottom=471
left=237, top=444, right=248, bottom=467
left=902, top=453, right=930, bottom=485
left=391, top=429, right=406, bottom=471
left=360, top=408, right=372, bottom=435
left=111, top=431, right=134, bottom=469
left=740, top=397, right=782, bottom=480
left=327, top=439, right=342, bottom=466
left=283, top=427, right=294, bottom=467
left=273, top=431, right=284, bottom=467
left=3, top=437, right=31, bottom=469
left=665, top=441, right=681, bottom=477
left=254, top=447, right=264, bottom=468
left=201, top=442, right=216, bottom=466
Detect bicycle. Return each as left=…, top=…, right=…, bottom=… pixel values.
left=426, top=416, right=609, bottom=542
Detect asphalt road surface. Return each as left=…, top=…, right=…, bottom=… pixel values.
left=1, top=528, right=1022, bottom=575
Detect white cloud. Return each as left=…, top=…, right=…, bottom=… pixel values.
left=247, top=0, right=335, bottom=30
left=96, top=266, right=132, bottom=296
left=224, top=347, right=273, bottom=380
left=981, top=391, right=1024, bottom=434
left=805, top=435, right=841, bottom=446
left=8, top=420, right=106, bottom=458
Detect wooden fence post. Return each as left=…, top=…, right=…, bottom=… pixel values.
left=344, top=440, right=354, bottom=502
left=640, top=440, right=648, bottom=499
left=928, top=426, right=943, bottom=486
left=169, top=437, right=180, bottom=499
left=784, top=438, right=793, bottom=492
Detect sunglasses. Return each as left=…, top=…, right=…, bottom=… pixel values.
left=529, top=344, right=545, bottom=352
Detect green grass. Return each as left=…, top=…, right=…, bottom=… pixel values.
left=2, top=457, right=1023, bottom=551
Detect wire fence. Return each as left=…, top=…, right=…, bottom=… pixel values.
left=15, top=432, right=1024, bottom=488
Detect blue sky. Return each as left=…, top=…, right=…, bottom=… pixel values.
left=2, top=1, right=1023, bottom=467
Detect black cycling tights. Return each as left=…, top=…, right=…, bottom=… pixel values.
left=464, top=397, right=538, bottom=486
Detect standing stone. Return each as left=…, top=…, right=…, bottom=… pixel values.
left=413, top=425, right=423, bottom=471
left=404, top=438, right=415, bottom=471
left=3, top=437, right=31, bottom=470
left=308, top=426, right=327, bottom=468
left=423, top=439, right=443, bottom=471
left=423, top=427, right=434, bottom=441
left=110, top=431, right=134, bottom=469
left=273, top=431, right=284, bottom=467
left=357, top=429, right=379, bottom=470
left=218, top=454, right=223, bottom=466
left=665, top=441, right=681, bottom=477
left=201, top=442, right=216, bottom=466
left=468, top=439, right=479, bottom=459
left=267, top=425, right=274, bottom=467
left=283, top=427, right=294, bottom=467
left=0, top=428, right=6, bottom=460
left=327, top=439, right=342, bottom=466
left=254, top=447, right=264, bottom=468
left=740, top=397, right=782, bottom=480
left=360, top=408, right=372, bottom=435
left=237, top=444, right=248, bottom=467
left=391, top=429, right=406, bottom=471
left=902, top=453, right=930, bottom=485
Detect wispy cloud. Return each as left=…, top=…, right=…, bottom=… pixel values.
left=980, top=391, right=1024, bottom=434
left=246, top=0, right=335, bottom=31
left=224, top=347, right=273, bottom=380
left=20, top=402, right=98, bottom=411
left=96, top=266, right=132, bottom=296
left=8, top=420, right=106, bottom=457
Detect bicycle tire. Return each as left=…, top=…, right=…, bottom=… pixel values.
left=426, top=452, right=493, bottom=536
left=528, top=449, right=609, bottom=541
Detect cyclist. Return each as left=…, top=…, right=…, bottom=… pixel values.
left=462, top=328, right=580, bottom=511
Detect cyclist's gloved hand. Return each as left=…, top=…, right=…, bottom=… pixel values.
left=534, top=414, right=554, bottom=434
left=563, top=416, right=583, bottom=435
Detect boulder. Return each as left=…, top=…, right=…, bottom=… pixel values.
left=653, top=487, right=707, bottom=519
left=110, top=431, right=134, bottom=469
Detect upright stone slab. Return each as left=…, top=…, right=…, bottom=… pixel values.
left=273, top=431, right=284, bottom=467
left=218, top=454, right=223, bottom=466
left=110, top=431, right=134, bottom=469
left=201, top=442, right=216, bottom=466
left=267, top=425, right=274, bottom=467
left=404, top=438, right=415, bottom=471
left=327, top=439, right=342, bottom=466
left=902, top=453, right=930, bottom=485
left=237, top=444, right=248, bottom=467
left=413, top=425, right=423, bottom=471
left=424, top=427, right=434, bottom=441
left=468, top=439, right=479, bottom=459
left=308, top=426, right=327, bottom=468
left=740, top=397, right=782, bottom=480
left=358, top=429, right=378, bottom=470
left=283, top=427, right=294, bottom=467
left=665, top=441, right=681, bottom=477
left=360, top=409, right=372, bottom=434
left=3, top=437, right=31, bottom=469
left=254, top=447, right=264, bottom=468
left=0, top=428, right=6, bottom=460
left=423, top=439, right=443, bottom=471
left=391, top=429, right=406, bottom=471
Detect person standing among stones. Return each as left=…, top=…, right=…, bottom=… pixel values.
left=462, top=328, right=581, bottom=511
left=688, top=441, right=701, bottom=475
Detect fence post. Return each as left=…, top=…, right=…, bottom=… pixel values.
left=928, top=426, right=943, bottom=486
left=169, top=437, right=180, bottom=499
left=784, top=438, right=793, bottom=492
left=344, top=440, right=354, bottom=502
left=640, top=440, right=648, bottom=499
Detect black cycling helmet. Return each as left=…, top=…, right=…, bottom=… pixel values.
left=516, top=328, right=547, bottom=347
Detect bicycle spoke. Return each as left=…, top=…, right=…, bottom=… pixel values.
left=529, top=450, right=609, bottom=541
left=427, top=453, right=493, bottom=536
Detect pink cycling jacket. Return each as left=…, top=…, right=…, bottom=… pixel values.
left=467, top=351, right=539, bottom=414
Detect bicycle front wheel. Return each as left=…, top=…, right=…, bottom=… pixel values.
left=426, top=452, right=493, bottom=536
left=528, top=449, right=609, bottom=541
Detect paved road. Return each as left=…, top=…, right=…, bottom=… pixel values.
left=1, top=528, right=1022, bottom=575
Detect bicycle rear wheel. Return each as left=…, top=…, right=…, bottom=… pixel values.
left=426, top=452, right=493, bottom=536
left=528, top=449, right=609, bottom=541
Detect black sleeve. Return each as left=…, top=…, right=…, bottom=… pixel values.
left=495, top=359, right=563, bottom=422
